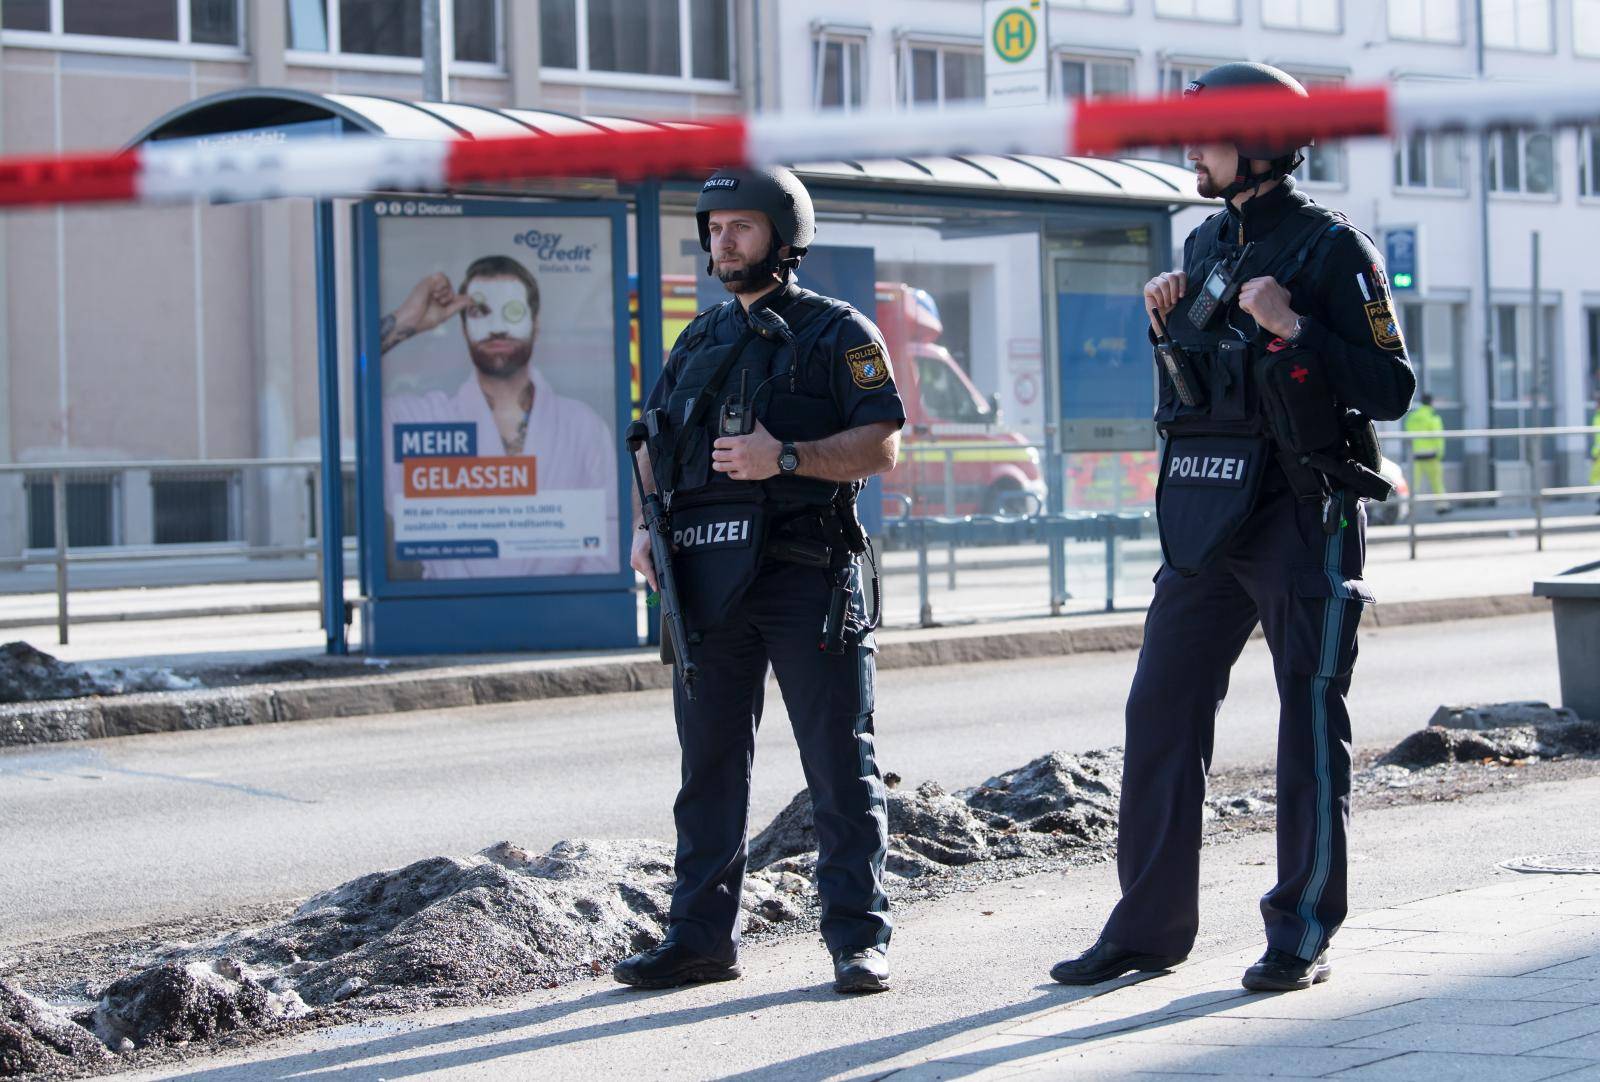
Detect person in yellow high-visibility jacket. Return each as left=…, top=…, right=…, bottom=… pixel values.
left=1589, top=395, right=1600, bottom=510
left=1404, top=392, right=1450, bottom=514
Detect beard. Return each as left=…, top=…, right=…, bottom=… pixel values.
left=715, top=244, right=779, bottom=295
left=467, top=335, right=534, bottom=378
left=1195, top=167, right=1224, bottom=199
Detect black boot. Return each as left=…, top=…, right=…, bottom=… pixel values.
left=1050, top=939, right=1187, bottom=986
left=833, top=946, right=891, bottom=994
left=1242, top=948, right=1331, bottom=992
left=613, top=940, right=740, bottom=989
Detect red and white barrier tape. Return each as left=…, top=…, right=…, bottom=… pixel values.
left=1, top=81, right=1595, bottom=209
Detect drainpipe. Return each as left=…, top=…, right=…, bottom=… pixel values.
left=1475, top=0, right=1496, bottom=489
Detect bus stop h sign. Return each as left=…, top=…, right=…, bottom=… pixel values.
left=984, top=1, right=1049, bottom=108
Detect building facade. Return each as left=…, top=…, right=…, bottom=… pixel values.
left=2, top=0, right=1596, bottom=561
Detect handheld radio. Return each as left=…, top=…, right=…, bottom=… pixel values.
left=1187, top=241, right=1256, bottom=330
left=1153, top=308, right=1207, bottom=410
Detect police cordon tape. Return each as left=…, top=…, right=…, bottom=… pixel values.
left=1, top=80, right=1597, bottom=209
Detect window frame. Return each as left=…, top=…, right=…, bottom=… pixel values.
left=813, top=26, right=868, bottom=112
left=1386, top=0, right=1464, bottom=44
left=285, top=0, right=505, bottom=77
left=1282, top=69, right=1349, bottom=188
left=0, top=0, right=247, bottom=60
left=535, top=0, right=735, bottom=93
left=1482, top=0, right=1556, bottom=52
left=1580, top=126, right=1600, bottom=201
left=1054, top=50, right=1136, bottom=100
left=1392, top=130, right=1470, bottom=195
left=1261, top=0, right=1343, bottom=33
left=1579, top=0, right=1600, bottom=57
left=1053, top=0, right=1132, bottom=12
left=1487, top=127, right=1560, bottom=200
left=1398, top=299, right=1466, bottom=404
left=897, top=35, right=984, bottom=110
left=1152, top=0, right=1241, bottom=23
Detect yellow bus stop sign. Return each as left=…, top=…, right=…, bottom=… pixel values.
left=992, top=7, right=1038, bottom=64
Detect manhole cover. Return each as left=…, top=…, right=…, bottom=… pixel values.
left=1501, top=854, right=1600, bottom=875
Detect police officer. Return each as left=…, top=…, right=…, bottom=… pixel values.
left=1050, top=63, right=1416, bottom=993
left=615, top=166, right=904, bottom=994
left=1404, top=392, right=1450, bottom=513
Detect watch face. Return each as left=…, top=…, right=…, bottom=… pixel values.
left=779, top=448, right=799, bottom=472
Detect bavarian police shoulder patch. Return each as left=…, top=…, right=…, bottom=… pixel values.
left=1364, top=300, right=1403, bottom=351
left=845, top=342, right=890, bottom=388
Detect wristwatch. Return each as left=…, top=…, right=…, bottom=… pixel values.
left=1285, top=315, right=1307, bottom=344
left=777, top=442, right=800, bottom=475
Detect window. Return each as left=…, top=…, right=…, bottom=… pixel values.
left=1393, top=131, right=1467, bottom=190
left=901, top=43, right=983, bottom=109
left=154, top=474, right=237, bottom=545
left=1262, top=0, right=1341, bottom=31
left=1489, top=129, right=1556, bottom=195
left=289, top=0, right=499, bottom=64
left=1057, top=0, right=1130, bottom=10
left=1493, top=302, right=1559, bottom=401
left=539, top=0, right=730, bottom=82
left=1580, top=0, right=1600, bottom=55
left=1581, top=128, right=1600, bottom=198
left=1058, top=55, right=1134, bottom=99
left=1400, top=302, right=1464, bottom=401
left=814, top=33, right=866, bottom=111
left=26, top=476, right=116, bottom=550
left=2, top=0, right=241, bottom=49
left=1388, top=0, right=1461, bottom=42
left=1154, top=0, right=1238, bottom=20
left=915, top=356, right=989, bottom=424
left=1586, top=307, right=1600, bottom=395
left=1483, top=0, right=1553, bottom=50
left=1289, top=73, right=1347, bottom=186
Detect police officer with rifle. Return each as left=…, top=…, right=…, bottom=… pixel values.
left=1050, top=63, right=1416, bottom=993
left=617, top=166, right=904, bottom=995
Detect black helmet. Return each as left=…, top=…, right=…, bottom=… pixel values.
left=695, top=166, right=815, bottom=256
left=1183, top=62, right=1310, bottom=161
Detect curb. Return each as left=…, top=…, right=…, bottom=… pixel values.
left=0, top=592, right=1550, bottom=748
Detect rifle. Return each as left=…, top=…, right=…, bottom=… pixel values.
left=625, top=417, right=698, bottom=701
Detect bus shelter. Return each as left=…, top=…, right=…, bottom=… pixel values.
left=129, top=88, right=1207, bottom=656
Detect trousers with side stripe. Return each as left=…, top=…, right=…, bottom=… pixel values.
left=1103, top=481, right=1369, bottom=962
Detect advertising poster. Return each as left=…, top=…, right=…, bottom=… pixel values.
left=375, top=202, right=620, bottom=582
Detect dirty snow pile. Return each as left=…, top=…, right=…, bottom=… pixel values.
left=0, top=642, right=195, bottom=704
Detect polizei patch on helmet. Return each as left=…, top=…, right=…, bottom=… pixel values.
left=1365, top=300, right=1403, bottom=350
left=702, top=177, right=740, bottom=191
left=672, top=516, right=753, bottom=550
left=845, top=342, right=889, bottom=389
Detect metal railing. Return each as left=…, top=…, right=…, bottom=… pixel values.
left=1388, top=425, right=1600, bottom=559
left=0, top=457, right=355, bottom=644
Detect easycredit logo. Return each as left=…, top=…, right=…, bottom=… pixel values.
left=403, top=456, right=537, bottom=498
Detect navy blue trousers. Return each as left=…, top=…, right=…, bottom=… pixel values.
left=1104, top=484, right=1370, bottom=961
left=667, top=560, right=891, bottom=960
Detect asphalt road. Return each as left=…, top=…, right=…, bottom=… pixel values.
left=0, top=612, right=1561, bottom=947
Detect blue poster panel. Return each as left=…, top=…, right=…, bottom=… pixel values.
left=354, top=198, right=636, bottom=652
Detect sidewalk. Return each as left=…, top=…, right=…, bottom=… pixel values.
left=115, top=773, right=1600, bottom=1081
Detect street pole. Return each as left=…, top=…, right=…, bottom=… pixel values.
left=422, top=0, right=449, bottom=102
left=1529, top=231, right=1545, bottom=548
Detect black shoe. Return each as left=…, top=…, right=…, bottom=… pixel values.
left=1050, top=939, right=1187, bottom=986
left=833, top=946, right=891, bottom=994
left=1242, top=948, right=1331, bottom=992
left=612, top=940, right=740, bottom=989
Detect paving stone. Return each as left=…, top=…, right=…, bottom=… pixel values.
left=1346, top=997, right=1587, bottom=1027
left=1326, top=1051, right=1585, bottom=1081
left=1336, top=951, right=1562, bottom=978
left=1523, top=957, right=1600, bottom=981
left=1092, top=1013, right=1405, bottom=1048
left=1526, top=980, right=1600, bottom=1004
left=947, top=1037, right=1393, bottom=1077
left=1336, top=1005, right=1600, bottom=1055
left=1060, top=984, right=1250, bottom=1017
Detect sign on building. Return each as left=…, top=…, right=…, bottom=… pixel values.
left=983, top=1, right=1049, bottom=108
left=1384, top=225, right=1420, bottom=292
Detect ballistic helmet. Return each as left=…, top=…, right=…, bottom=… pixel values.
left=1183, top=62, right=1311, bottom=162
left=695, top=166, right=815, bottom=258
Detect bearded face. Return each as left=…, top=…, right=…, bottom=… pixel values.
left=708, top=210, right=783, bottom=295
left=461, top=276, right=535, bottom=377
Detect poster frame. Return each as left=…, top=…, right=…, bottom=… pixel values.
left=354, top=195, right=634, bottom=602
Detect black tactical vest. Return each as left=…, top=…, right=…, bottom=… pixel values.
left=651, top=288, right=852, bottom=509
left=1156, top=202, right=1346, bottom=439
